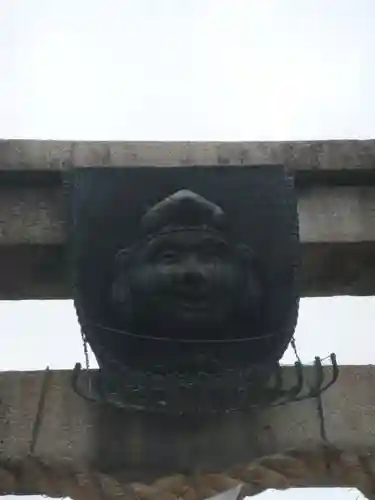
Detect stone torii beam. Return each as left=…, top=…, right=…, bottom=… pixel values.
left=1, top=138, right=375, bottom=300
left=0, top=366, right=374, bottom=499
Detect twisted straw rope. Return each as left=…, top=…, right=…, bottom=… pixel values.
left=1, top=445, right=374, bottom=500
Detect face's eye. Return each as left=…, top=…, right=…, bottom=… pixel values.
left=199, top=249, right=220, bottom=262
left=200, top=242, right=229, bottom=261
left=159, top=250, right=179, bottom=263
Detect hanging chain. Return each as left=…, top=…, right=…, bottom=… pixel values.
left=81, top=330, right=90, bottom=370
left=291, top=334, right=330, bottom=476
left=291, top=336, right=302, bottom=364
left=62, top=168, right=91, bottom=374
left=291, top=336, right=328, bottom=441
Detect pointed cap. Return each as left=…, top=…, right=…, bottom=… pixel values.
left=140, top=189, right=229, bottom=237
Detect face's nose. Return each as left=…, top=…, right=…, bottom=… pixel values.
left=181, top=255, right=206, bottom=286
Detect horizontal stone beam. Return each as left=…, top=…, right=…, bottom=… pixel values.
left=1, top=366, right=375, bottom=498
left=1, top=138, right=375, bottom=172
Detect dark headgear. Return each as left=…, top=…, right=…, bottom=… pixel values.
left=140, top=189, right=229, bottom=239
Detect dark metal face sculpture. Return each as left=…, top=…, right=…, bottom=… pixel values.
left=111, top=190, right=262, bottom=341
left=68, top=165, right=314, bottom=412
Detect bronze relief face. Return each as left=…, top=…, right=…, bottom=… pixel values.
left=68, top=167, right=335, bottom=414
left=111, top=190, right=263, bottom=339
left=70, top=165, right=299, bottom=385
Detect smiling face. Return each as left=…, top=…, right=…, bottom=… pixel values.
left=121, top=230, right=247, bottom=334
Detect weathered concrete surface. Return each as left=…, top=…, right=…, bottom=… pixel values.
left=1, top=138, right=375, bottom=171
left=298, top=187, right=375, bottom=243
left=0, top=366, right=375, bottom=491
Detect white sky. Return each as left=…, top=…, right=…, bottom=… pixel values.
left=1, top=0, right=374, bottom=499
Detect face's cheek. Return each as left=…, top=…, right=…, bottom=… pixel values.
left=207, top=261, right=242, bottom=293
left=128, top=264, right=159, bottom=296
left=129, top=263, right=176, bottom=299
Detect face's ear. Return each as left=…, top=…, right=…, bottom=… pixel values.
left=236, top=243, right=256, bottom=263
left=114, top=248, right=132, bottom=268
left=235, top=244, right=264, bottom=310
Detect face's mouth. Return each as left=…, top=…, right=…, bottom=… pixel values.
left=172, top=288, right=212, bottom=304
left=158, top=289, right=211, bottom=313
left=179, top=300, right=209, bottom=312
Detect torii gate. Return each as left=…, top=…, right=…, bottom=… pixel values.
left=0, top=139, right=375, bottom=499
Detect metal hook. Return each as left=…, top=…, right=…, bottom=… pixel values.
left=321, top=353, right=339, bottom=392
left=308, top=356, right=324, bottom=398
left=72, top=363, right=104, bottom=405
left=71, top=352, right=339, bottom=414
left=270, top=361, right=304, bottom=407
left=285, top=353, right=339, bottom=405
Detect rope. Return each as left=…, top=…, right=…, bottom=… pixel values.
left=1, top=446, right=374, bottom=499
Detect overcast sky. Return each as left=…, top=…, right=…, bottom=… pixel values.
left=1, top=1, right=374, bottom=499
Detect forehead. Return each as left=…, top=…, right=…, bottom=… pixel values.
left=140, top=230, right=229, bottom=254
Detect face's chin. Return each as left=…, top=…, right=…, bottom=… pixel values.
left=173, top=299, right=212, bottom=320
